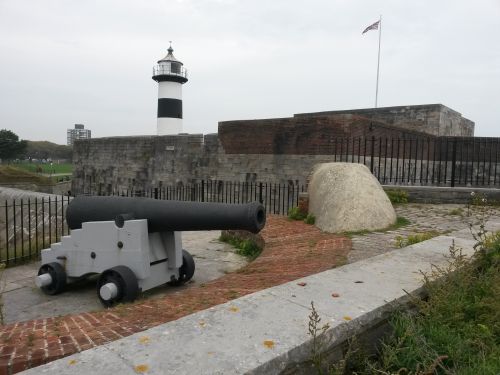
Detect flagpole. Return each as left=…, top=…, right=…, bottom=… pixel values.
left=375, top=15, right=382, bottom=108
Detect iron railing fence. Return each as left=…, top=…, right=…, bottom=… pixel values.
left=90, top=180, right=306, bottom=217
left=308, top=136, right=500, bottom=187
left=0, top=181, right=305, bottom=266
left=0, top=196, right=71, bottom=266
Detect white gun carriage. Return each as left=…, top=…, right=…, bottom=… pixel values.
left=35, top=196, right=266, bottom=306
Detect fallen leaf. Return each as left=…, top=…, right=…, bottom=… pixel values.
left=297, top=282, right=307, bottom=286
left=134, top=364, right=149, bottom=373
left=139, top=336, right=150, bottom=344
left=331, top=293, right=340, bottom=298
left=263, top=340, right=275, bottom=349
left=68, top=359, right=77, bottom=365
left=343, top=316, right=352, bottom=321
left=199, top=320, right=206, bottom=327
left=228, top=306, right=239, bottom=313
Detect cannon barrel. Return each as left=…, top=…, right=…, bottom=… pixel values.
left=66, top=196, right=266, bottom=233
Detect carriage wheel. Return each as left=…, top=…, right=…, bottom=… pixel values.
left=97, top=265, right=139, bottom=307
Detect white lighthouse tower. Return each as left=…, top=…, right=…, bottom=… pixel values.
left=152, top=43, right=188, bottom=135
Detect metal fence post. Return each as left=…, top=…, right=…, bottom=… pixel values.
left=370, top=136, right=375, bottom=173
left=450, top=139, right=457, bottom=187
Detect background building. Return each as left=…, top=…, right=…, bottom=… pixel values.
left=67, top=124, right=91, bottom=146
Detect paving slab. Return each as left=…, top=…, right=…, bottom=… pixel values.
left=347, top=203, right=500, bottom=263
left=22, top=222, right=498, bottom=375
left=33, top=346, right=136, bottom=375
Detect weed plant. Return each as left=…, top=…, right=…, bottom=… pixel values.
left=219, top=233, right=262, bottom=260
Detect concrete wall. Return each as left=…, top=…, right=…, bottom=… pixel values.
left=382, top=185, right=500, bottom=204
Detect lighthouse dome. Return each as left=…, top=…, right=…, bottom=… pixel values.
left=152, top=44, right=188, bottom=83
left=158, top=46, right=183, bottom=65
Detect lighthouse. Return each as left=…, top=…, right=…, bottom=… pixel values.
left=152, top=44, right=188, bottom=135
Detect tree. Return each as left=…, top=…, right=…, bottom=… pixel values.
left=0, top=129, right=27, bottom=161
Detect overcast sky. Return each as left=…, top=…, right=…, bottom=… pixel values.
left=1, top=0, right=499, bottom=144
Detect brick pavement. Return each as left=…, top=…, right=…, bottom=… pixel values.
left=0, top=216, right=350, bottom=374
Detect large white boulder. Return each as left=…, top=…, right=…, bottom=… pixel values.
left=308, top=163, right=396, bottom=233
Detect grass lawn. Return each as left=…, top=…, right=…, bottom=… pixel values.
left=9, top=162, right=73, bottom=175
left=0, top=165, right=71, bottom=185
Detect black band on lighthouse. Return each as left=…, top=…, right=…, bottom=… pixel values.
left=157, top=98, right=183, bottom=118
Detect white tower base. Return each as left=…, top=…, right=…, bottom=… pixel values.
left=157, top=118, right=183, bottom=135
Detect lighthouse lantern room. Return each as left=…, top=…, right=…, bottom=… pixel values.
left=152, top=43, right=188, bottom=135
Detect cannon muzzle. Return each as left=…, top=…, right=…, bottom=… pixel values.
left=66, top=196, right=266, bottom=233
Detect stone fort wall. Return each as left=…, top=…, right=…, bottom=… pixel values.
left=294, top=104, right=474, bottom=137
left=71, top=104, right=477, bottom=195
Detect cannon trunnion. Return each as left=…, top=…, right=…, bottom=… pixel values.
left=35, top=197, right=266, bottom=306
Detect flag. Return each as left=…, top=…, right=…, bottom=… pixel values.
left=362, top=20, right=380, bottom=34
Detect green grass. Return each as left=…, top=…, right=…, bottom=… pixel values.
left=314, top=230, right=500, bottom=374
left=12, top=162, right=73, bottom=175
left=219, top=232, right=263, bottom=260
left=385, top=189, right=409, bottom=204
left=343, top=216, right=410, bottom=238
left=395, top=230, right=441, bottom=248
left=0, top=166, right=54, bottom=185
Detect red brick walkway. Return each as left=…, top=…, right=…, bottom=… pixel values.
left=0, top=216, right=350, bottom=374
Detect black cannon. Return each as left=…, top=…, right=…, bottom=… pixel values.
left=35, top=196, right=266, bottom=306
left=66, top=196, right=266, bottom=233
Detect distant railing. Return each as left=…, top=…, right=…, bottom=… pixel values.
left=152, top=65, right=188, bottom=79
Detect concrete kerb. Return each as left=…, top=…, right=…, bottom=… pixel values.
left=382, top=185, right=500, bottom=204
left=21, top=222, right=500, bottom=375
